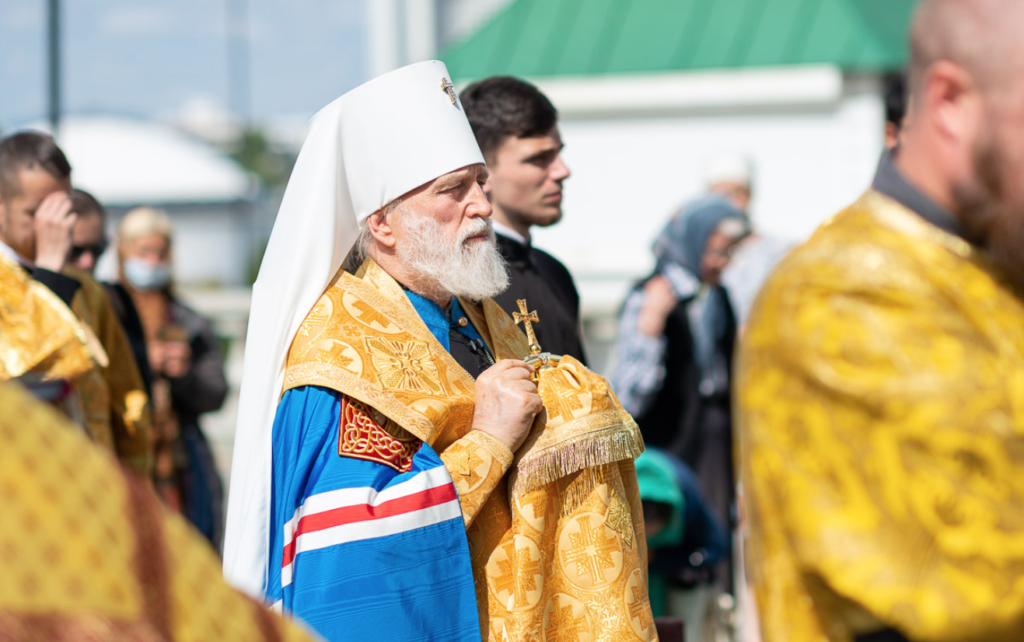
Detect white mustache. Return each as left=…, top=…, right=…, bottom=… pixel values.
left=459, top=219, right=493, bottom=244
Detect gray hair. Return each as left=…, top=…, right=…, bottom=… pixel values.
left=348, top=198, right=404, bottom=268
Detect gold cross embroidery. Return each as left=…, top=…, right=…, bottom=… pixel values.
left=628, top=583, right=652, bottom=635
left=513, top=299, right=542, bottom=355
left=440, top=77, right=457, bottom=104
left=562, top=515, right=619, bottom=584
left=494, top=540, right=542, bottom=608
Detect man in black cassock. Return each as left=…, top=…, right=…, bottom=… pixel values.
left=460, top=77, right=587, bottom=363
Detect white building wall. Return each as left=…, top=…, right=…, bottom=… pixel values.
left=524, top=73, right=885, bottom=373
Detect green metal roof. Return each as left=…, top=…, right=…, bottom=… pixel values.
left=441, top=0, right=919, bottom=80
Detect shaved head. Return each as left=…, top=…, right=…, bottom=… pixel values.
left=910, top=0, right=1024, bottom=100
left=898, top=0, right=1024, bottom=293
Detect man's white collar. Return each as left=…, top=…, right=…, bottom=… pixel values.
left=491, top=220, right=529, bottom=246
left=0, top=238, right=30, bottom=267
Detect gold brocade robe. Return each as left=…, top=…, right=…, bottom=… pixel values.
left=0, top=252, right=104, bottom=431
left=0, top=380, right=315, bottom=642
left=0, top=253, right=100, bottom=382
left=738, top=191, right=1024, bottom=642
left=284, top=260, right=658, bottom=641
left=65, top=267, right=153, bottom=476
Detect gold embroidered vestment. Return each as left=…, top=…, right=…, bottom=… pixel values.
left=0, top=380, right=314, bottom=642
left=284, top=260, right=657, bottom=641
left=739, top=191, right=1024, bottom=642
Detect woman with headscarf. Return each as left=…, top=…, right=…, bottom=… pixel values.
left=117, top=207, right=228, bottom=551
left=612, top=195, right=749, bottom=588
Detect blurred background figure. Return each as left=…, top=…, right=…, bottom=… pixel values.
left=69, top=188, right=154, bottom=397
left=613, top=196, right=749, bottom=602
left=710, top=156, right=793, bottom=330
left=637, top=446, right=728, bottom=642
left=460, top=76, right=585, bottom=362
left=0, top=132, right=152, bottom=476
left=67, top=188, right=107, bottom=274
left=704, top=155, right=752, bottom=213
left=884, top=74, right=908, bottom=150
left=118, top=207, right=228, bottom=550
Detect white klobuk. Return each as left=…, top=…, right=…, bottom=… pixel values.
left=222, top=60, right=485, bottom=597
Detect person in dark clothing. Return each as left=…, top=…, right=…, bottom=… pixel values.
left=613, top=195, right=748, bottom=591
left=117, top=206, right=228, bottom=550
left=460, top=76, right=586, bottom=362
left=69, top=188, right=155, bottom=398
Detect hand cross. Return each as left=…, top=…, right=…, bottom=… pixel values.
left=513, top=299, right=542, bottom=355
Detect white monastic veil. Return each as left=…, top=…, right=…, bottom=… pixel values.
left=223, top=61, right=484, bottom=597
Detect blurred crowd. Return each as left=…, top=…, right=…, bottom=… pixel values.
left=4, top=0, right=1024, bottom=639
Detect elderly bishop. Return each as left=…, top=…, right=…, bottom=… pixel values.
left=224, top=62, right=656, bottom=641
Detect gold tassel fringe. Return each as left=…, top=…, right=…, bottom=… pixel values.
left=510, top=418, right=644, bottom=498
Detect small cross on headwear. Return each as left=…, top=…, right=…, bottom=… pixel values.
left=440, top=77, right=457, bottom=104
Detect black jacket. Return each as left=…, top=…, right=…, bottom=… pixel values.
left=493, top=233, right=587, bottom=364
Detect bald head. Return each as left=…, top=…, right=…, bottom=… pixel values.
left=899, top=0, right=1024, bottom=293
left=910, top=0, right=1024, bottom=102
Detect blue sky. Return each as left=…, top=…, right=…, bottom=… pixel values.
left=0, top=0, right=367, bottom=130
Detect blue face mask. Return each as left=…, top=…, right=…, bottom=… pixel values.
left=123, top=257, right=171, bottom=291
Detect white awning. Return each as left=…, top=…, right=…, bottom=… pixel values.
left=28, top=115, right=256, bottom=206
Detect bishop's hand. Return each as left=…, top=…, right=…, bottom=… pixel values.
left=472, top=359, right=543, bottom=453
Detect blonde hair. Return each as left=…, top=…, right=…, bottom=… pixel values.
left=118, top=207, right=173, bottom=249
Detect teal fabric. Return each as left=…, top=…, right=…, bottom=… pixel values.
left=635, top=449, right=685, bottom=550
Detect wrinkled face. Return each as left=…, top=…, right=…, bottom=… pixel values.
left=700, top=229, right=743, bottom=286
left=123, top=233, right=170, bottom=266
left=387, top=163, right=509, bottom=302
left=69, top=211, right=107, bottom=274
left=0, top=168, right=71, bottom=261
left=393, top=163, right=493, bottom=248
left=954, top=79, right=1024, bottom=290
left=485, top=128, right=570, bottom=230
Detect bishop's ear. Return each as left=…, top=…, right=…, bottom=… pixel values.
left=366, top=209, right=398, bottom=249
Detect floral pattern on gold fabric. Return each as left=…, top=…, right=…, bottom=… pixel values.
left=364, top=336, right=443, bottom=395
left=739, top=191, right=1024, bottom=642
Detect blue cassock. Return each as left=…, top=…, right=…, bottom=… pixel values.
left=265, top=295, right=487, bottom=641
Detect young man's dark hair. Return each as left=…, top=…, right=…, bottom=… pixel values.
left=883, top=74, right=907, bottom=150
left=885, top=74, right=907, bottom=129
left=459, top=76, right=585, bottom=363
left=0, top=131, right=72, bottom=198
left=460, top=76, right=558, bottom=161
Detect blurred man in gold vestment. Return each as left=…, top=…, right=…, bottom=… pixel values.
left=0, top=380, right=314, bottom=642
left=739, top=1, right=1024, bottom=641
left=0, top=132, right=151, bottom=475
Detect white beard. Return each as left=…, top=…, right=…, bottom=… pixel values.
left=394, top=207, right=510, bottom=303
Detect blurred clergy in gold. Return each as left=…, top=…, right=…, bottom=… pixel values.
left=0, top=379, right=315, bottom=642
left=224, top=62, right=654, bottom=641
left=0, top=133, right=151, bottom=475
left=739, top=1, right=1024, bottom=641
